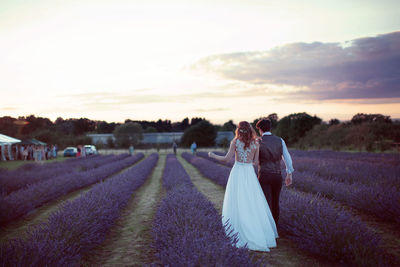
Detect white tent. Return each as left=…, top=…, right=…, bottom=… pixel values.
left=0, top=133, right=21, bottom=161
left=0, top=133, right=21, bottom=145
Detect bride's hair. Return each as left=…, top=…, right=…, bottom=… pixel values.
left=235, top=121, right=256, bottom=149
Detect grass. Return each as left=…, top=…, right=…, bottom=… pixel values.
left=0, top=157, right=67, bottom=170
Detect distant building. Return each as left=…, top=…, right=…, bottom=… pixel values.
left=87, top=134, right=115, bottom=145
left=87, top=131, right=234, bottom=145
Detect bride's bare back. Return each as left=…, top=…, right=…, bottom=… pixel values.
left=211, top=138, right=259, bottom=165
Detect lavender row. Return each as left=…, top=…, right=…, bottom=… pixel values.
left=0, top=153, right=158, bottom=266
left=183, top=153, right=392, bottom=266
left=182, top=152, right=230, bottom=186
left=153, top=154, right=257, bottom=267
left=0, top=154, right=130, bottom=196
left=292, top=170, right=400, bottom=224
left=196, top=151, right=234, bottom=168
left=0, top=153, right=144, bottom=224
left=290, top=149, right=400, bottom=166
left=293, top=156, right=400, bottom=187
left=199, top=150, right=399, bottom=189
left=279, top=189, right=392, bottom=266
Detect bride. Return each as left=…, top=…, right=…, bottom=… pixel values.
left=208, top=121, right=278, bottom=252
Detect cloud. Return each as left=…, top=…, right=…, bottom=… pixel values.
left=192, top=31, right=400, bottom=101
left=0, top=106, right=17, bottom=111
left=194, top=108, right=228, bottom=112
left=61, top=90, right=244, bottom=110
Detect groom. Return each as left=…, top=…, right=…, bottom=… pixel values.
left=256, top=118, right=294, bottom=224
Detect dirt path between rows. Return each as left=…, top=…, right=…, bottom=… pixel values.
left=81, top=154, right=165, bottom=267
left=177, top=155, right=332, bottom=267
left=0, top=156, right=145, bottom=244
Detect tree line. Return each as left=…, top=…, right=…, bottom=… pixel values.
left=0, top=113, right=399, bottom=152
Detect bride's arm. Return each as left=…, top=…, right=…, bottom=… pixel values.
left=208, top=139, right=235, bottom=163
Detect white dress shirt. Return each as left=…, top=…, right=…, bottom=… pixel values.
left=262, top=132, right=294, bottom=174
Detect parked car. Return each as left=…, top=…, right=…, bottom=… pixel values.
left=63, top=147, right=78, bottom=157
left=84, top=145, right=97, bottom=155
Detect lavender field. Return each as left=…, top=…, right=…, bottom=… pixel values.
left=0, top=150, right=399, bottom=266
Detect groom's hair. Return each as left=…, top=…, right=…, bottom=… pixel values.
left=256, top=118, right=271, bottom=132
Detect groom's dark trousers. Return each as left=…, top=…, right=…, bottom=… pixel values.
left=258, top=173, right=282, bottom=223
left=258, top=134, right=283, bottom=224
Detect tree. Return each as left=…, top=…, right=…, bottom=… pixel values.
left=113, top=122, right=143, bottom=148
left=0, top=116, right=18, bottom=136
left=275, top=112, right=322, bottom=146
left=220, top=120, right=236, bottom=132
left=144, top=126, right=157, bottom=133
left=351, top=113, right=391, bottom=124
left=181, top=120, right=216, bottom=147
left=171, top=117, right=190, bottom=132
left=328, top=118, right=340, bottom=126
left=97, top=121, right=118, bottom=133
left=73, top=118, right=96, bottom=135
left=107, top=137, right=115, bottom=148
left=20, top=115, right=53, bottom=136
left=190, top=117, right=205, bottom=126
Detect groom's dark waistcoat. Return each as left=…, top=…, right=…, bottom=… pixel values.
left=259, top=135, right=283, bottom=175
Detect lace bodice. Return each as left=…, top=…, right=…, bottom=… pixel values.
left=235, top=139, right=257, bottom=163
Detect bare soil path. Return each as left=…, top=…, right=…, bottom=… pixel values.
left=81, top=154, right=166, bottom=267
left=177, top=155, right=335, bottom=267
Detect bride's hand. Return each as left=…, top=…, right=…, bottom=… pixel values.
left=285, top=173, right=292, bottom=186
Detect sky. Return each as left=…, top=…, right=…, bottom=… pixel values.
left=1, top=0, right=399, bottom=124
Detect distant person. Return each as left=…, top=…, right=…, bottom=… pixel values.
left=33, top=146, right=39, bottom=161
left=28, top=145, right=33, bottom=160
left=19, top=146, right=24, bottom=160
left=54, top=144, right=58, bottom=158
left=22, top=146, right=28, bottom=161
left=40, top=146, right=45, bottom=161
left=46, top=146, right=51, bottom=159
left=129, top=144, right=134, bottom=155
left=190, top=142, right=197, bottom=155
left=172, top=142, right=177, bottom=155
left=77, top=147, right=81, bottom=157
left=51, top=145, right=57, bottom=158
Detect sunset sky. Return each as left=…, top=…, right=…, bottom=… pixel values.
left=1, top=0, right=399, bottom=124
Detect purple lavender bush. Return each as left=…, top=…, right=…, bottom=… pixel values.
left=290, top=149, right=400, bottom=166
left=196, top=151, right=234, bottom=168
left=184, top=154, right=393, bottom=266
left=279, top=189, right=392, bottom=266
left=182, top=152, right=230, bottom=186
left=0, top=153, right=158, bottom=267
left=0, top=154, right=130, bottom=196
left=292, top=170, right=400, bottom=224
left=153, top=154, right=257, bottom=267
left=293, top=156, right=400, bottom=187
left=0, top=153, right=144, bottom=225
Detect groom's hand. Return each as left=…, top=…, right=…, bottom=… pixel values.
left=285, top=173, right=292, bottom=186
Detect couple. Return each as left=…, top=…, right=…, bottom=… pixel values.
left=208, top=118, right=294, bottom=252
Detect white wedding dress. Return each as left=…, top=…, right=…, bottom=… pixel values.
left=222, top=139, right=278, bottom=251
